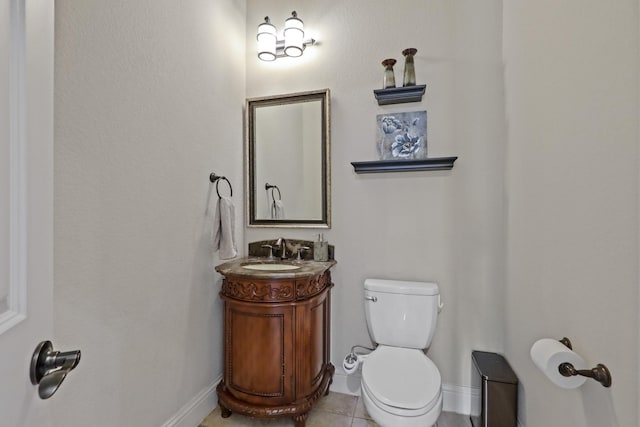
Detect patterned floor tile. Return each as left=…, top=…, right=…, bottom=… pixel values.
left=313, top=392, right=358, bottom=417
left=353, top=396, right=372, bottom=420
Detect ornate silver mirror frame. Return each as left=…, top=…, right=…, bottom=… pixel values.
left=246, top=89, right=330, bottom=228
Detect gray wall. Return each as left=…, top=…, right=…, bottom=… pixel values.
left=503, top=1, right=639, bottom=426
left=53, top=1, right=245, bottom=425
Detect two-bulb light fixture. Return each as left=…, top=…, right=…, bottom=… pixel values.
left=257, top=11, right=316, bottom=61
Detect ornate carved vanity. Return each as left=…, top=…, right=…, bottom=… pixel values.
left=215, top=256, right=336, bottom=427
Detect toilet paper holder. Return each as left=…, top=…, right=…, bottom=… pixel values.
left=558, top=337, right=612, bottom=388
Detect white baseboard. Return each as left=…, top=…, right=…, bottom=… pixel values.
left=161, top=376, right=221, bottom=427
left=329, top=368, right=362, bottom=396
left=331, top=370, right=479, bottom=416
left=441, top=383, right=478, bottom=414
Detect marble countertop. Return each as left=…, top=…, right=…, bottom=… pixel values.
left=215, top=257, right=337, bottom=279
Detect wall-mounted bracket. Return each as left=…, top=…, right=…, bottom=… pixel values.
left=558, top=337, right=612, bottom=388
left=558, top=362, right=612, bottom=388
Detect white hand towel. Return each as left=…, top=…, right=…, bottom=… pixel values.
left=273, top=200, right=286, bottom=219
left=212, top=196, right=237, bottom=259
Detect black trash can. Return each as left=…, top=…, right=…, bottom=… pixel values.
left=470, top=351, right=519, bottom=427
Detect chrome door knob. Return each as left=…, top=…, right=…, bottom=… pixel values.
left=30, top=340, right=81, bottom=399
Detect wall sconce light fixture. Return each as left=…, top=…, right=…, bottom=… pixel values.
left=257, top=11, right=316, bottom=61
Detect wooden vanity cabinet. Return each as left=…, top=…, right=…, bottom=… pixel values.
left=216, top=270, right=334, bottom=427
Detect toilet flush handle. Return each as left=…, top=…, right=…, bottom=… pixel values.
left=365, top=295, right=377, bottom=302
left=438, top=295, right=444, bottom=313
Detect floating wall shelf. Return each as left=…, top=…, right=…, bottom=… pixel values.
left=373, top=84, right=426, bottom=105
left=351, top=157, right=458, bottom=174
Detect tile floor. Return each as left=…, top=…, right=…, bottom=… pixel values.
left=199, top=392, right=471, bottom=427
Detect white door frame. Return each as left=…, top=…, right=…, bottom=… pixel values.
left=0, top=0, right=54, bottom=426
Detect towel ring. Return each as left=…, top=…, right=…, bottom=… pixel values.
left=265, top=183, right=281, bottom=201
left=210, top=173, right=233, bottom=198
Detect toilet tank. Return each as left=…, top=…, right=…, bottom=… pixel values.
left=364, top=278, right=441, bottom=349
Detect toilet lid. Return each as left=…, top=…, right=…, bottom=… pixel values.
left=362, top=346, right=441, bottom=412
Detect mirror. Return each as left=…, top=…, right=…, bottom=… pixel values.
left=246, top=89, right=330, bottom=228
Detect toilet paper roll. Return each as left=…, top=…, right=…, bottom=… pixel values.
left=343, top=353, right=359, bottom=375
left=530, top=338, right=587, bottom=389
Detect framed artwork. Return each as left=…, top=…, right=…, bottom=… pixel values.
left=376, top=111, right=427, bottom=160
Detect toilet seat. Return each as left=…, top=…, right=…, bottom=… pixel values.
left=362, top=346, right=441, bottom=417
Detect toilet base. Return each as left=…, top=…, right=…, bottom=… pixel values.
left=361, top=384, right=442, bottom=427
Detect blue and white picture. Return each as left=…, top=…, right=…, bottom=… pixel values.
left=376, top=111, right=427, bottom=160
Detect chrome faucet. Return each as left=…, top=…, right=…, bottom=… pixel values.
left=275, top=237, right=287, bottom=259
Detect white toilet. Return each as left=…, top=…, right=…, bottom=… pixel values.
left=361, top=278, right=443, bottom=427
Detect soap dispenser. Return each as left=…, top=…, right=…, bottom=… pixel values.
left=313, top=233, right=328, bottom=261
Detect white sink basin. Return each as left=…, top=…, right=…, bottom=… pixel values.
left=242, top=263, right=301, bottom=271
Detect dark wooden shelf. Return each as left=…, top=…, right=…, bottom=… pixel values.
left=373, top=84, right=426, bottom=105
left=351, top=157, right=458, bottom=174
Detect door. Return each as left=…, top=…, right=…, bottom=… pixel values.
left=0, top=1, right=54, bottom=426
left=224, top=298, right=295, bottom=406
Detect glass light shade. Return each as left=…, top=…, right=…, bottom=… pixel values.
left=284, top=11, right=304, bottom=57
left=257, top=17, right=277, bottom=61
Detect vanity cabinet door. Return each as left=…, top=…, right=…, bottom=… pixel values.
left=295, top=288, right=331, bottom=399
left=224, top=299, right=295, bottom=406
